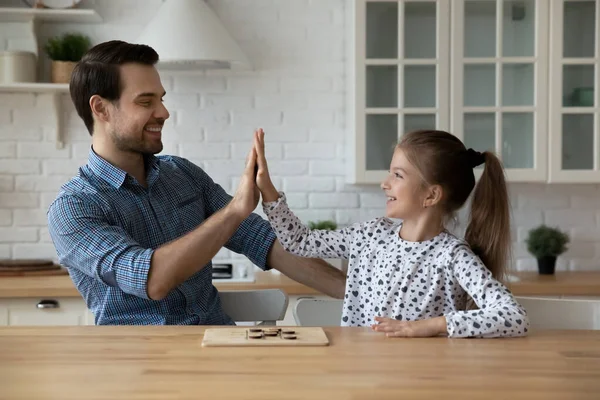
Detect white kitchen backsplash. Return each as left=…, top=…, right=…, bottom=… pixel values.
left=0, top=0, right=598, bottom=272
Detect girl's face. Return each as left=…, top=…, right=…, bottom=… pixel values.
left=380, top=148, right=429, bottom=219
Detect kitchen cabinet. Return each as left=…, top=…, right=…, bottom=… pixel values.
left=0, top=297, right=94, bottom=326
left=548, top=0, right=600, bottom=182
left=0, top=295, right=331, bottom=327
left=451, top=0, right=548, bottom=182
left=347, top=0, right=450, bottom=183
left=347, top=0, right=599, bottom=184
left=0, top=294, right=336, bottom=327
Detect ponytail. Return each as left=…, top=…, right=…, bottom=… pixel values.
left=464, top=152, right=511, bottom=282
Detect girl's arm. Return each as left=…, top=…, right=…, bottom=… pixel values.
left=262, top=192, right=353, bottom=259
left=253, top=128, right=355, bottom=260
left=445, top=245, right=530, bottom=338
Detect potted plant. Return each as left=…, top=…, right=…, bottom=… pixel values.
left=307, top=220, right=348, bottom=273
left=308, top=220, right=337, bottom=230
left=525, top=225, right=570, bottom=275
left=44, top=33, right=91, bottom=84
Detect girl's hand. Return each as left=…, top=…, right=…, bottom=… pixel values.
left=371, top=316, right=448, bottom=338
left=253, top=128, right=279, bottom=203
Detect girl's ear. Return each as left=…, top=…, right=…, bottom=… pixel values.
left=423, top=184, right=443, bottom=208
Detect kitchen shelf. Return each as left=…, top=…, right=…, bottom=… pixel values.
left=0, top=7, right=102, bottom=150
left=0, top=7, right=102, bottom=23
left=0, top=83, right=68, bottom=93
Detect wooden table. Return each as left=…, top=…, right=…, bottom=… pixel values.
left=2, top=270, right=600, bottom=298
left=0, top=326, right=598, bottom=399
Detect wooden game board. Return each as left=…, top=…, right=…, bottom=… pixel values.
left=201, top=327, right=330, bottom=347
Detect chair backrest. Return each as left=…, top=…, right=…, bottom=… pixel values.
left=516, top=296, right=600, bottom=330
left=219, top=289, right=288, bottom=325
left=293, top=298, right=343, bottom=326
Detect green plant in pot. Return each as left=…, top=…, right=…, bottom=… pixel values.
left=525, top=225, right=569, bottom=275
left=307, top=220, right=347, bottom=273
left=44, top=33, right=91, bottom=84
left=308, top=220, right=337, bottom=230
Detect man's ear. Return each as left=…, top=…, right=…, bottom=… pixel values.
left=89, top=95, right=110, bottom=123
left=423, top=184, right=443, bottom=208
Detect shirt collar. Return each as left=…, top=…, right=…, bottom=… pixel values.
left=87, top=146, right=160, bottom=189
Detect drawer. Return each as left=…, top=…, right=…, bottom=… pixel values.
left=0, top=297, right=93, bottom=326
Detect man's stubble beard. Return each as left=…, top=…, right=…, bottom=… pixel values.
left=110, top=127, right=163, bottom=155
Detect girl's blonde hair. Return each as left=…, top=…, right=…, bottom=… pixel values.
left=397, top=130, right=511, bottom=282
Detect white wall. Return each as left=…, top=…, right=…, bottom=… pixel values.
left=0, top=0, right=598, bottom=273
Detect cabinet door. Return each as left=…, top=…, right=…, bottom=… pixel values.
left=549, top=0, right=600, bottom=182
left=348, top=0, right=450, bottom=183
left=451, top=0, right=549, bottom=182
left=0, top=298, right=90, bottom=326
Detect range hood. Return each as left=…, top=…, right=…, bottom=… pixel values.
left=136, top=0, right=250, bottom=70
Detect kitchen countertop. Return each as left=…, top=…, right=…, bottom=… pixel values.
left=0, top=326, right=598, bottom=399
left=1, top=270, right=600, bottom=298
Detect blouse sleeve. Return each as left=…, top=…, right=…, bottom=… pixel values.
left=444, top=244, right=530, bottom=338
left=262, top=192, right=356, bottom=259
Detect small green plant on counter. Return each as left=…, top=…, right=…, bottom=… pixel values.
left=525, top=225, right=569, bottom=275
left=308, top=220, right=337, bottom=230
left=525, top=225, right=569, bottom=258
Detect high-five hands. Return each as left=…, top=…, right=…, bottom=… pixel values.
left=229, top=137, right=260, bottom=219
left=253, top=128, right=280, bottom=203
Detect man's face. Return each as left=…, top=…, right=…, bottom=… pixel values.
left=107, top=63, right=170, bottom=155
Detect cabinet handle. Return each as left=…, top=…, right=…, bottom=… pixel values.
left=36, top=300, right=59, bottom=309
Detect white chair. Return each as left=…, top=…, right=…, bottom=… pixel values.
left=292, top=296, right=600, bottom=330
left=516, top=296, right=600, bottom=330
left=219, top=289, right=288, bottom=326
left=293, top=298, right=343, bottom=326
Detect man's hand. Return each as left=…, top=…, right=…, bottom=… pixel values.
left=229, top=144, right=260, bottom=219
left=371, top=316, right=448, bottom=337
left=148, top=142, right=263, bottom=300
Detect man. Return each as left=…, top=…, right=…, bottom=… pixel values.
left=47, top=40, right=345, bottom=325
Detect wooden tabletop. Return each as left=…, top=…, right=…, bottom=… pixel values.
left=1, top=270, right=600, bottom=298
left=0, top=326, right=598, bottom=399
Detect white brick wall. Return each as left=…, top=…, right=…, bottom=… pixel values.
left=0, top=0, right=598, bottom=272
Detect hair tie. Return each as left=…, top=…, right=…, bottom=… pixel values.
left=465, top=148, right=485, bottom=168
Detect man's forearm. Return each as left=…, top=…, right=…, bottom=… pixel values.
left=267, top=240, right=346, bottom=299
left=147, top=204, right=244, bottom=300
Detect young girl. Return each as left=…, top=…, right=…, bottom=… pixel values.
left=252, top=128, right=529, bottom=338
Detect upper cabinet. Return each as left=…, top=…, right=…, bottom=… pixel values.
left=549, top=0, right=600, bottom=183
left=347, top=0, right=450, bottom=184
left=451, top=0, right=548, bottom=182
left=347, top=0, right=598, bottom=184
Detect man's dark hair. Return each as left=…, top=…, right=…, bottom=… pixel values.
left=69, top=40, right=159, bottom=135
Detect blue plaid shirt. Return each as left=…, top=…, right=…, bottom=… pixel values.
left=47, top=147, right=276, bottom=325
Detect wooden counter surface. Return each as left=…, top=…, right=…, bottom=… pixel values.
left=0, top=271, right=324, bottom=298
left=0, top=326, right=598, bottom=399
left=1, top=270, right=600, bottom=298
